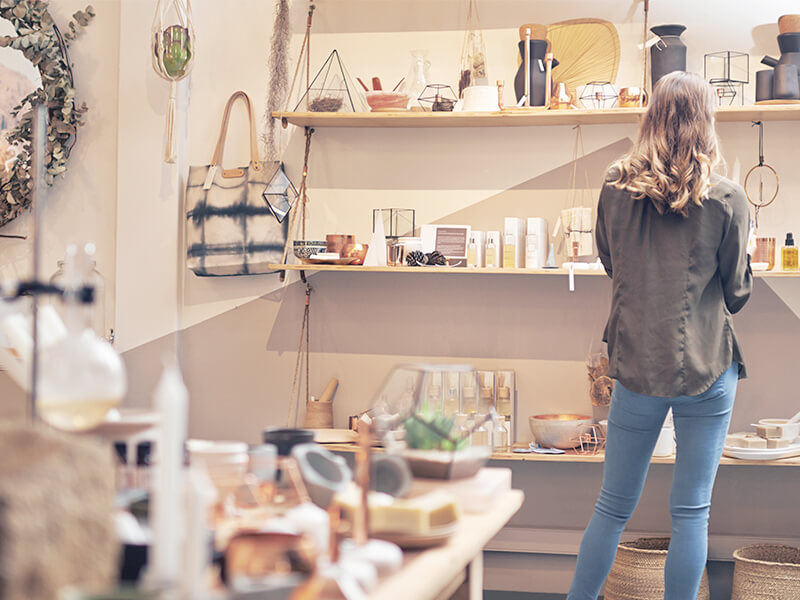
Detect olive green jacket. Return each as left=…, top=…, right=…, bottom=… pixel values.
left=597, top=172, right=752, bottom=397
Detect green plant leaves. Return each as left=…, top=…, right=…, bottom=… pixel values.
left=0, top=1, right=94, bottom=226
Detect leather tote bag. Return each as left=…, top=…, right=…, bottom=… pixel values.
left=185, top=91, right=288, bottom=276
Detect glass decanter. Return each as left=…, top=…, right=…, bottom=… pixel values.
left=401, top=50, right=431, bottom=108
left=38, top=244, right=126, bottom=431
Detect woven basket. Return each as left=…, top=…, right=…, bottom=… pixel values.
left=732, top=545, right=800, bottom=600
left=605, top=537, right=710, bottom=600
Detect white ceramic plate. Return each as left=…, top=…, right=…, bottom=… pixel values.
left=751, top=262, right=770, bottom=271
left=723, top=441, right=800, bottom=460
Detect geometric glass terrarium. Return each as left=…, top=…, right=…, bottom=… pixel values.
left=262, top=162, right=299, bottom=223
left=372, top=208, right=416, bottom=241
left=294, top=49, right=367, bottom=113
left=578, top=81, right=619, bottom=109
left=704, top=51, right=749, bottom=85
left=370, top=364, right=494, bottom=479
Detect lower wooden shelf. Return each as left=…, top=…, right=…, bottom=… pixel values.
left=271, top=263, right=800, bottom=278
left=325, top=442, right=800, bottom=467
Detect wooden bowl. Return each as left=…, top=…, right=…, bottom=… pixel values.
left=779, top=14, right=800, bottom=34
left=366, top=91, right=411, bottom=111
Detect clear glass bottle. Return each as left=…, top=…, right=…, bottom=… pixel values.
left=444, top=385, right=459, bottom=417
left=459, top=412, right=475, bottom=446
left=492, top=416, right=509, bottom=452
left=51, top=257, right=107, bottom=341
left=471, top=413, right=492, bottom=448
left=401, top=50, right=431, bottom=107
left=38, top=244, right=126, bottom=432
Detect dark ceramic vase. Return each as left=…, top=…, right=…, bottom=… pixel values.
left=650, top=24, right=687, bottom=86
left=774, top=64, right=800, bottom=99
left=762, top=33, right=800, bottom=98
left=514, top=39, right=557, bottom=106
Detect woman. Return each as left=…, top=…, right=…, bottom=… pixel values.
left=567, top=71, right=752, bottom=600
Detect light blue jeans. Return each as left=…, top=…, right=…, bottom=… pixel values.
left=567, top=362, right=738, bottom=600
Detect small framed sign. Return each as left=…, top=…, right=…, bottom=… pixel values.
left=421, top=224, right=471, bottom=267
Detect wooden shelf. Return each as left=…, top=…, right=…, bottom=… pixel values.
left=272, top=263, right=799, bottom=278
left=324, top=443, right=800, bottom=467
left=274, top=104, right=800, bottom=129
left=271, top=263, right=605, bottom=276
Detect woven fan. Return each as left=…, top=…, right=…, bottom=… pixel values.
left=546, top=19, right=620, bottom=99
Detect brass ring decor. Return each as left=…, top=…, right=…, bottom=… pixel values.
left=0, top=1, right=95, bottom=227
left=744, top=121, right=779, bottom=230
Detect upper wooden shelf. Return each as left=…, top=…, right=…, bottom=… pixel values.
left=272, top=263, right=799, bottom=278
left=273, top=104, right=800, bottom=129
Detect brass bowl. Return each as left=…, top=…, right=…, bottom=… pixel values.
left=618, top=87, right=648, bottom=108
left=341, top=243, right=368, bottom=265
left=529, top=414, right=594, bottom=449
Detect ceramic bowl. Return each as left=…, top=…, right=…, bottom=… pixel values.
left=186, top=439, right=249, bottom=492
left=291, top=443, right=352, bottom=508
left=779, top=14, right=800, bottom=34
left=366, top=91, right=411, bottom=111
left=529, top=414, right=594, bottom=449
left=262, top=427, right=315, bottom=456
left=293, top=240, right=327, bottom=260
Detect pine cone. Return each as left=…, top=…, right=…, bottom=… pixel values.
left=425, top=251, right=447, bottom=266
left=406, top=250, right=425, bottom=266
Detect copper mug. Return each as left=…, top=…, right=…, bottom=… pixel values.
left=618, top=87, right=648, bottom=108
left=326, top=234, right=355, bottom=256
left=753, top=237, right=776, bottom=270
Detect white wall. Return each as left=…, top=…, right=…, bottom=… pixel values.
left=0, top=0, right=120, bottom=338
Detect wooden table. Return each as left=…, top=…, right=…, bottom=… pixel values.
left=367, top=489, right=524, bottom=600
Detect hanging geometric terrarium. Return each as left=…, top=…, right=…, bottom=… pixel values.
left=294, top=50, right=366, bottom=113
left=579, top=81, right=619, bottom=109
left=262, top=162, right=298, bottom=223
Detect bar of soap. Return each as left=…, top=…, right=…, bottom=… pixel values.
left=767, top=437, right=792, bottom=449
left=726, top=432, right=767, bottom=449
left=755, top=425, right=783, bottom=439
left=335, top=487, right=460, bottom=535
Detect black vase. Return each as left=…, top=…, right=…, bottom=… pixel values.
left=514, top=39, right=554, bottom=106
left=650, top=24, right=687, bottom=86
left=756, top=69, right=774, bottom=102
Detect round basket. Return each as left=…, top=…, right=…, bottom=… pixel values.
left=732, top=545, right=800, bottom=600
left=605, top=537, right=710, bottom=600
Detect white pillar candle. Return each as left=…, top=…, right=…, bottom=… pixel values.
left=150, top=364, right=188, bottom=588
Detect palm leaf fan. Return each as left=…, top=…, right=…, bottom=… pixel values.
left=546, top=19, right=620, bottom=100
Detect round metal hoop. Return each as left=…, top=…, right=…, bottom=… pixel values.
left=744, top=163, right=779, bottom=209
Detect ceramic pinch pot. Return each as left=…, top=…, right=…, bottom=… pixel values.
left=370, top=453, right=412, bottom=498
left=293, top=240, right=327, bottom=260
left=529, top=414, right=594, bottom=449
left=650, top=24, right=687, bottom=86
left=290, top=443, right=352, bottom=508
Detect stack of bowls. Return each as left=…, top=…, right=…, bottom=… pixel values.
left=293, top=240, right=327, bottom=260
left=186, top=439, right=249, bottom=494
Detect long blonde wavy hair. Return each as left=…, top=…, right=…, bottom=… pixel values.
left=610, top=71, right=721, bottom=217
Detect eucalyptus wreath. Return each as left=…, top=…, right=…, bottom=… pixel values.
left=0, top=0, right=94, bottom=227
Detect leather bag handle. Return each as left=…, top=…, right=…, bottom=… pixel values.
left=211, top=90, right=262, bottom=173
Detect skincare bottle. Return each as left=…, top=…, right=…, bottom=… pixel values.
left=459, top=383, right=476, bottom=416
left=525, top=218, right=548, bottom=269
left=503, top=217, right=525, bottom=268
left=485, top=231, right=501, bottom=268
left=782, top=233, right=799, bottom=271
left=467, top=231, right=485, bottom=268
left=503, top=233, right=516, bottom=268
